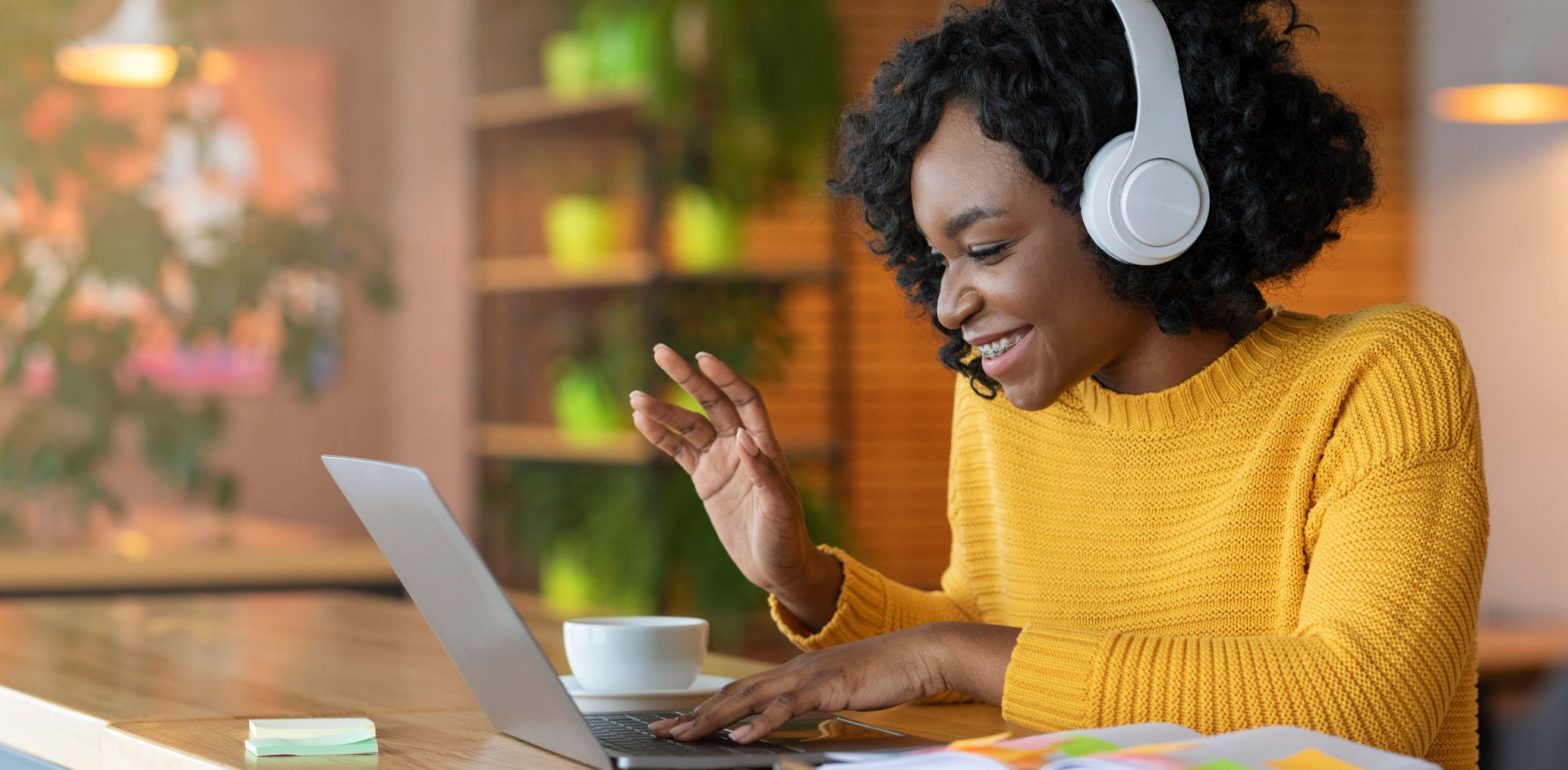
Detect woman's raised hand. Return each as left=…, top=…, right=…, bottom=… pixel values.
left=629, top=345, right=840, bottom=628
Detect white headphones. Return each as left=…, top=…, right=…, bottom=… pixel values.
left=1079, top=0, right=1210, bottom=266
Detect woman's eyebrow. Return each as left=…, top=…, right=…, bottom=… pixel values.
left=943, top=206, right=1009, bottom=239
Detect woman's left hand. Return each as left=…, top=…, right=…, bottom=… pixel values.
left=649, top=625, right=947, bottom=743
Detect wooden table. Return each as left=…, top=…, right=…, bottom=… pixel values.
left=0, top=591, right=1019, bottom=769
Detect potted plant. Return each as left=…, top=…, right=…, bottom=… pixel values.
left=0, top=5, right=394, bottom=536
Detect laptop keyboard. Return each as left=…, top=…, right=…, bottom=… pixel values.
left=587, top=712, right=805, bottom=757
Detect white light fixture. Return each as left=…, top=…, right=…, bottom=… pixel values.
left=1431, top=0, right=1568, bottom=125
left=55, top=0, right=178, bottom=89
left=1432, top=83, right=1568, bottom=125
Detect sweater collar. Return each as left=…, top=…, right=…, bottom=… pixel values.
left=1060, top=305, right=1317, bottom=431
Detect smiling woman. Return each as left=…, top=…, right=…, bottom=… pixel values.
left=627, top=2, right=1487, bottom=770
left=910, top=104, right=1243, bottom=411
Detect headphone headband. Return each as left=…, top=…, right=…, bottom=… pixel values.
left=1108, top=0, right=1202, bottom=171
left=1081, top=0, right=1210, bottom=266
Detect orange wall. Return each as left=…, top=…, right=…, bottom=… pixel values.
left=829, top=0, right=1413, bottom=588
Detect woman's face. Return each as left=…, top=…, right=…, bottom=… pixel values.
left=911, top=103, right=1148, bottom=411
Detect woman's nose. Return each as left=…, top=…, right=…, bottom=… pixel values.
left=935, top=262, right=980, bottom=331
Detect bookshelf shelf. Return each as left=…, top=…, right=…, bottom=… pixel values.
left=475, top=254, right=836, bottom=294
left=477, top=422, right=837, bottom=465
left=471, top=86, right=644, bottom=130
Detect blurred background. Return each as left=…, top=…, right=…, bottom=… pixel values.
left=0, top=0, right=1564, bottom=767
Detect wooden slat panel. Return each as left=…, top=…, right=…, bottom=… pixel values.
left=832, top=0, right=955, bottom=587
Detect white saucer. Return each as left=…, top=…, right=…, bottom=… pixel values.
left=560, top=674, right=734, bottom=714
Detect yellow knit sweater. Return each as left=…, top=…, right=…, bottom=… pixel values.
left=772, top=304, right=1488, bottom=770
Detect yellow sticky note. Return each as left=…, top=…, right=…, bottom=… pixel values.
left=1269, top=747, right=1366, bottom=770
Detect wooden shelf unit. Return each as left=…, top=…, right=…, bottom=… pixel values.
left=470, top=2, right=846, bottom=597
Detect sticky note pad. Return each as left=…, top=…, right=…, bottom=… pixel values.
left=249, top=717, right=376, bottom=741
left=245, top=718, right=379, bottom=757
left=244, top=737, right=379, bottom=757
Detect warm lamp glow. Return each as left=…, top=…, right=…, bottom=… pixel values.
left=55, top=0, right=180, bottom=88
left=56, top=43, right=178, bottom=88
left=1432, top=83, right=1568, bottom=125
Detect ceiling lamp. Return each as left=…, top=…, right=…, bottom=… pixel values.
left=1431, top=1, right=1568, bottom=126
left=55, top=0, right=179, bottom=88
left=1433, top=83, right=1568, bottom=125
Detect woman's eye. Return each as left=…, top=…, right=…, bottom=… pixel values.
left=965, top=242, right=1011, bottom=262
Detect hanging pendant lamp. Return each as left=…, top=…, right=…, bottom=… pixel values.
left=55, top=0, right=179, bottom=88
left=1431, top=0, right=1568, bottom=124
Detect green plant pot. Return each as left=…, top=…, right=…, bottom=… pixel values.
left=669, top=187, right=743, bottom=272
left=545, top=195, right=616, bottom=275
left=552, top=364, right=625, bottom=447
left=587, top=11, right=654, bottom=92
left=542, top=33, right=596, bottom=100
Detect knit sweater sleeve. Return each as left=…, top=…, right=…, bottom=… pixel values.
left=767, top=543, right=981, bottom=649
left=770, top=377, right=986, bottom=650
left=1001, top=314, right=1489, bottom=760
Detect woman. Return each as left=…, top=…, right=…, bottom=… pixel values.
left=628, top=2, right=1488, bottom=769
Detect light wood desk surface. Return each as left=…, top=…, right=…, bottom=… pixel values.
left=0, top=591, right=1018, bottom=769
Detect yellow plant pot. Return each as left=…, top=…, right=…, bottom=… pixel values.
left=545, top=195, right=617, bottom=275
left=541, top=33, right=595, bottom=101
left=669, top=188, right=743, bottom=272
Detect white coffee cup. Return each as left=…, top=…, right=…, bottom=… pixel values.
left=563, top=616, right=709, bottom=692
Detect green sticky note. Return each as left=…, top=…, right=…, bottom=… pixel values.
left=245, top=728, right=377, bottom=751
left=1058, top=735, right=1120, bottom=757
left=1191, top=760, right=1253, bottom=770
left=244, top=737, right=379, bottom=757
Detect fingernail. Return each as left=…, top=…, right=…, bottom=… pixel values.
left=736, top=428, right=760, bottom=456
left=670, top=722, right=693, bottom=738
left=695, top=351, right=713, bottom=359
left=629, top=390, right=645, bottom=400
left=654, top=343, right=671, bottom=353
left=730, top=725, right=753, bottom=742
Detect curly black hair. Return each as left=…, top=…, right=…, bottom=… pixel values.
left=829, top=0, right=1376, bottom=397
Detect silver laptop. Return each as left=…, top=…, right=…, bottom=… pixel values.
left=322, top=456, right=939, bottom=769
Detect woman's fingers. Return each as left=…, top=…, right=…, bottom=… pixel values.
left=630, top=411, right=698, bottom=475
left=695, top=353, right=780, bottom=455
left=653, top=345, right=743, bottom=433
left=735, top=428, right=785, bottom=492
left=729, top=693, right=808, bottom=744
left=656, top=672, right=809, bottom=743
left=629, top=390, right=717, bottom=451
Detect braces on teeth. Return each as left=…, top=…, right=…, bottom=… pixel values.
left=977, top=332, right=1026, bottom=359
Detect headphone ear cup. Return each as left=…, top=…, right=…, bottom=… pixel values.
left=1080, top=132, right=1135, bottom=263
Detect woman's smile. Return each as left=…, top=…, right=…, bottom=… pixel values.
left=972, top=326, right=1034, bottom=379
